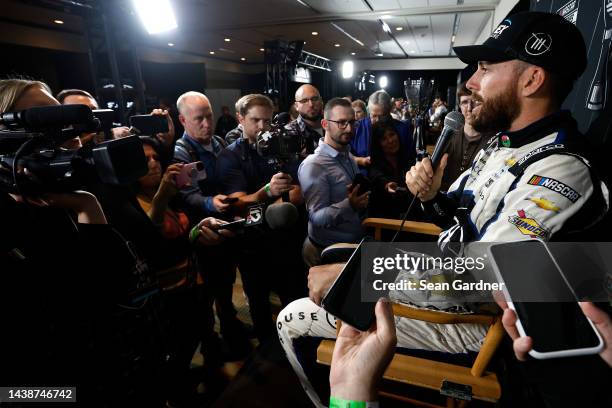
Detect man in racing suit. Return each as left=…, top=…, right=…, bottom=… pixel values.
left=276, top=12, right=609, bottom=407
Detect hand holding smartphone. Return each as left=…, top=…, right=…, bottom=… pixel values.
left=175, top=162, right=206, bottom=188
left=489, top=240, right=604, bottom=359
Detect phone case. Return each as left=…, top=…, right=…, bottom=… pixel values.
left=487, top=240, right=604, bottom=359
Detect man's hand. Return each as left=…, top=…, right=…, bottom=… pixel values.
left=405, top=154, right=448, bottom=202
left=579, top=302, right=612, bottom=367
left=308, top=263, right=344, bottom=305
left=157, top=163, right=182, bottom=199
left=111, top=126, right=132, bottom=139
left=195, top=217, right=235, bottom=246
left=348, top=183, right=369, bottom=210
left=355, top=156, right=371, bottom=168
left=495, top=297, right=612, bottom=367
left=329, top=299, right=397, bottom=402
left=150, top=108, right=175, bottom=149
left=385, top=181, right=398, bottom=194
left=212, top=194, right=230, bottom=213
left=269, top=172, right=294, bottom=196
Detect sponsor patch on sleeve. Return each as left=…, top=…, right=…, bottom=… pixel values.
left=508, top=209, right=549, bottom=239
left=527, top=175, right=581, bottom=203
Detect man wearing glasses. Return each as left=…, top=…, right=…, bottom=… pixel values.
left=440, top=82, right=494, bottom=191
left=298, top=98, right=369, bottom=267
left=286, top=84, right=325, bottom=155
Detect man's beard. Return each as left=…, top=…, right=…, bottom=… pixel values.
left=470, top=86, right=520, bottom=133
left=331, top=131, right=351, bottom=146
left=302, top=111, right=322, bottom=122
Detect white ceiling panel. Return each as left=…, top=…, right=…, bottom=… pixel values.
left=306, top=0, right=370, bottom=13
left=430, top=13, right=455, bottom=55
left=454, top=11, right=491, bottom=47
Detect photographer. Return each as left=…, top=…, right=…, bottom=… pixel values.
left=173, top=91, right=252, bottom=360
left=216, top=93, right=306, bottom=343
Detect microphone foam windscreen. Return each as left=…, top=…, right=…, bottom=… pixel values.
left=444, top=110, right=465, bottom=131
left=265, top=202, right=298, bottom=230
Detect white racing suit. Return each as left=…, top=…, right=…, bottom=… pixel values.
left=277, top=111, right=609, bottom=407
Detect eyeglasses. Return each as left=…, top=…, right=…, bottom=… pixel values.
left=327, top=119, right=356, bottom=129
left=295, top=96, right=322, bottom=104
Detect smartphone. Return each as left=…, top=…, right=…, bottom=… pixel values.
left=221, top=197, right=239, bottom=204
left=129, top=114, right=169, bottom=135
left=488, top=240, right=604, bottom=359
left=175, top=161, right=206, bottom=188
left=215, top=219, right=246, bottom=232
left=352, top=173, right=372, bottom=196
left=322, top=237, right=376, bottom=331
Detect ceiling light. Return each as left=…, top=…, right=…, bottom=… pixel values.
left=381, top=21, right=391, bottom=33
left=311, top=31, right=318, bottom=35
left=53, top=19, right=64, bottom=24
left=241, top=57, right=246, bottom=61
left=167, top=42, right=174, bottom=46
left=350, top=52, right=356, bottom=55
left=380, top=15, right=392, bottom=20
left=379, top=76, right=388, bottom=89
left=451, top=35, right=456, bottom=42
left=224, top=38, right=231, bottom=42
left=133, top=0, right=177, bottom=34
left=334, top=43, right=340, bottom=47
left=410, top=50, right=416, bottom=53
left=396, top=27, right=403, bottom=31
left=209, top=51, right=215, bottom=55
left=259, top=48, right=265, bottom=51
left=342, top=61, right=354, bottom=79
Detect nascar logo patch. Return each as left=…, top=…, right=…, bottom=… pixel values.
left=527, top=175, right=581, bottom=203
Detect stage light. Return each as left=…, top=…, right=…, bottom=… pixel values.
left=342, top=61, right=354, bottom=79
left=259, top=48, right=265, bottom=51
left=311, top=31, right=318, bottom=35
left=209, top=51, right=215, bottom=55
left=167, top=42, right=174, bottom=46
left=396, top=27, right=403, bottom=31
left=334, top=43, right=340, bottom=47
left=241, top=57, right=246, bottom=61
left=133, top=0, right=177, bottom=34
left=54, top=19, right=64, bottom=25
left=225, top=38, right=231, bottom=42
left=379, top=76, right=388, bottom=89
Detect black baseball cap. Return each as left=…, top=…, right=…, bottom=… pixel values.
left=453, top=11, right=587, bottom=79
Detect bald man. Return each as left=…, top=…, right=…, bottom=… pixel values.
left=173, top=91, right=252, bottom=360
left=285, top=84, right=324, bottom=155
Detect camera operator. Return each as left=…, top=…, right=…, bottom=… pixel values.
left=0, top=78, right=160, bottom=404
left=285, top=84, right=324, bottom=155
left=173, top=91, right=252, bottom=359
left=216, top=93, right=307, bottom=343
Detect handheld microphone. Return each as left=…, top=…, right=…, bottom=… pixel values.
left=0, top=104, right=94, bottom=130
left=265, top=202, right=298, bottom=230
left=429, top=111, right=464, bottom=169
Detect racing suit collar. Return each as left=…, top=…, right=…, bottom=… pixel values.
left=496, top=110, right=577, bottom=148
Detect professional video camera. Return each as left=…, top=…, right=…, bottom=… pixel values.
left=255, top=112, right=306, bottom=165
left=0, top=104, right=147, bottom=195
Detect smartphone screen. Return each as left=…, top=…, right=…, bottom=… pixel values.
left=322, top=238, right=376, bottom=331
left=490, top=241, right=602, bottom=356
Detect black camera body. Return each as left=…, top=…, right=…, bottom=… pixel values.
left=0, top=105, right=147, bottom=195
left=255, top=116, right=305, bottom=164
